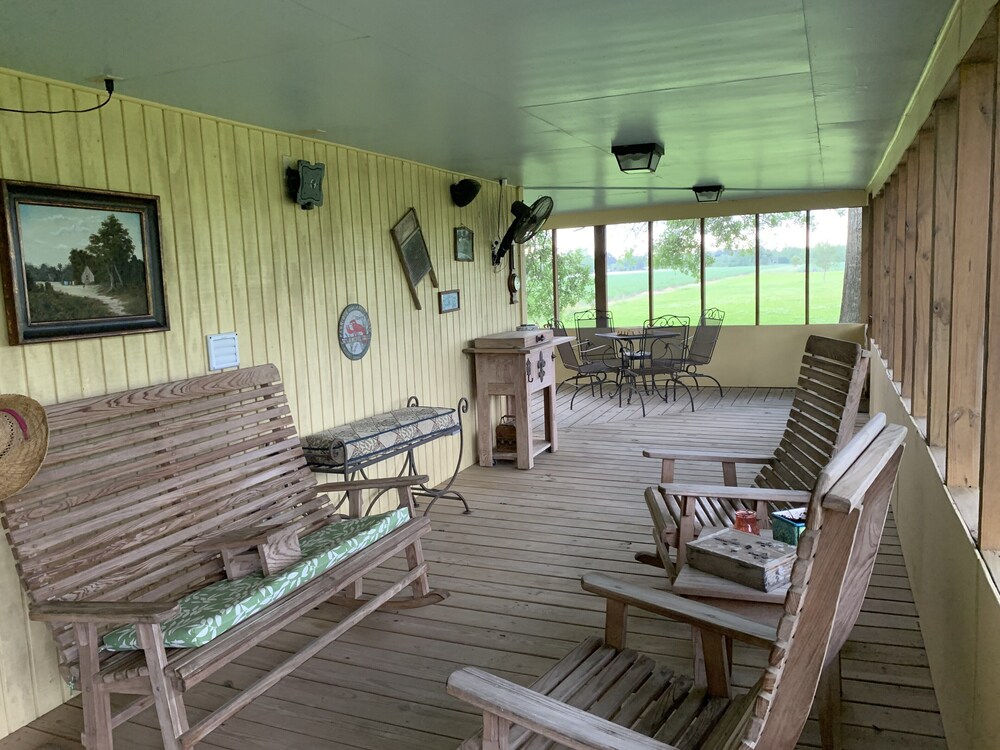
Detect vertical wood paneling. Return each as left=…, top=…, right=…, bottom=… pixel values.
left=913, top=129, right=936, bottom=418
left=0, top=69, right=516, bottom=735
left=947, top=62, right=995, bottom=487
left=902, top=147, right=919, bottom=399
left=930, top=99, right=959, bottom=448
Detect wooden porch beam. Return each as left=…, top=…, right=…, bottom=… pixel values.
left=929, top=98, right=958, bottom=448
left=980, top=24, right=1000, bottom=550
left=861, top=202, right=873, bottom=326
left=902, top=146, right=919, bottom=400
left=869, top=195, right=884, bottom=344
left=883, top=175, right=898, bottom=367
left=912, top=129, right=936, bottom=419
left=947, top=62, right=995, bottom=488
left=893, top=160, right=908, bottom=381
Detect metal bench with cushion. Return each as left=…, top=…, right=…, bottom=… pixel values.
left=301, top=396, right=471, bottom=514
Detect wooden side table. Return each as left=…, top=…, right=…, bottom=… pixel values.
left=464, top=331, right=572, bottom=470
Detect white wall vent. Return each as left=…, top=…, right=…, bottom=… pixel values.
left=207, top=332, right=239, bottom=371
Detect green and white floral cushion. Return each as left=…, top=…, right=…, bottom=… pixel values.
left=102, top=507, right=411, bottom=652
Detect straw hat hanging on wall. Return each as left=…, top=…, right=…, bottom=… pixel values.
left=0, top=395, right=48, bottom=500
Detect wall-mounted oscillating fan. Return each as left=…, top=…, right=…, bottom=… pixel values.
left=491, top=196, right=554, bottom=267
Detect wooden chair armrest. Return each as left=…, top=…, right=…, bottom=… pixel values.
left=657, top=483, right=812, bottom=504
left=581, top=573, right=776, bottom=649
left=193, top=522, right=304, bottom=552
left=314, top=475, right=429, bottom=493
left=30, top=601, right=180, bottom=625
left=642, top=448, right=775, bottom=464
left=447, top=667, right=670, bottom=750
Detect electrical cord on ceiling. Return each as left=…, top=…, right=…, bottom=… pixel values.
left=0, top=78, right=116, bottom=114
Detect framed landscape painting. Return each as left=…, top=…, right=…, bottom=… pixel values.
left=0, top=180, right=168, bottom=344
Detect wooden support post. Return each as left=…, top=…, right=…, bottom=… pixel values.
left=929, top=98, right=959, bottom=448
left=659, top=458, right=676, bottom=484
left=677, top=496, right=695, bottom=571
left=892, top=161, right=908, bottom=380
left=883, top=176, right=899, bottom=369
left=860, top=203, right=873, bottom=326
left=947, top=62, right=995, bottom=487
left=913, top=128, right=936, bottom=419
left=870, top=195, right=884, bottom=347
left=818, top=654, right=844, bottom=750
left=979, top=28, right=1000, bottom=550
left=604, top=598, right=628, bottom=650
left=405, top=540, right=431, bottom=598
left=902, top=146, right=919, bottom=399
left=136, top=623, right=187, bottom=750
left=694, top=628, right=732, bottom=699
left=483, top=712, right=512, bottom=750
left=594, top=225, right=607, bottom=319
left=75, top=623, right=114, bottom=750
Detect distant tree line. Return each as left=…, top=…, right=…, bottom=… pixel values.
left=24, top=215, right=146, bottom=291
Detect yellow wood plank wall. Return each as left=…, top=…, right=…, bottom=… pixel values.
left=0, top=67, right=518, bottom=736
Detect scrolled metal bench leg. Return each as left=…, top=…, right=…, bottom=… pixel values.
left=407, top=396, right=472, bottom=515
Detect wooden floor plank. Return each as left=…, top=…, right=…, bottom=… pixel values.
left=2, top=388, right=945, bottom=750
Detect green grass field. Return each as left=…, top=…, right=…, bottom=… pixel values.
left=560, top=266, right=845, bottom=326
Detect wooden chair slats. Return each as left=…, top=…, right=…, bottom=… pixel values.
left=27, top=396, right=293, bottom=482
left=41, top=365, right=281, bottom=426
left=641, top=335, right=869, bottom=580
left=450, top=420, right=906, bottom=750
left=6, top=421, right=300, bottom=523
left=15, top=453, right=310, bottom=558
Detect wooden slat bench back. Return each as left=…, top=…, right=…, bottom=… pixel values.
left=1, top=364, right=325, bottom=680
left=755, top=335, right=869, bottom=492
left=3, top=364, right=444, bottom=749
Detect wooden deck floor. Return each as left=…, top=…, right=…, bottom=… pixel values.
left=5, top=387, right=946, bottom=750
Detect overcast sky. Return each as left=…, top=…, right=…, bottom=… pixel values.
left=17, top=204, right=144, bottom=268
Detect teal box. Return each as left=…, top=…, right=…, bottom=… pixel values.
left=770, top=508, right=807, bottom=546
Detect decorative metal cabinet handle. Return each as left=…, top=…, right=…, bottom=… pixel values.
left=535, top=333, right=545, bottom=342
left=537, top=351, right=547, bottom=381
left=526, top=358, right=534, bottom=382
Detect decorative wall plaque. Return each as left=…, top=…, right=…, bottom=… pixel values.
left=338, top=304, right=371, bottom=360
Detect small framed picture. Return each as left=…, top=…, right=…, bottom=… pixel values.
left=454, top=226, right=473, bottom=262
left=438, top=289, right=460, bottom=314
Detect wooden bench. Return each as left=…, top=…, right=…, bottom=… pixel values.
left=301, top=396, right=471, bottom=514
left=0, top=365, right=445, bottom=750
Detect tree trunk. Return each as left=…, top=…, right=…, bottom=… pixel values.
left=840, top=207, right=863, bottom=323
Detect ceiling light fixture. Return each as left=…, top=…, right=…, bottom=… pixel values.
left=611, top=142, right=664, bottom=174
left=692, top=184, right=725, bottom=203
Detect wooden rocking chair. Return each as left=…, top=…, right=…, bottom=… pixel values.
left=448, top=417, right=907, bottom=750
left=638, top=335, right=869, bottom=576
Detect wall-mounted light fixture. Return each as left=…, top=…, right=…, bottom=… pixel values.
left=450, top=178, right=481, bottom=207
left=692, top=184, right=725, bottom=203
left=286, top=160, right=325, bottom=210
left=611, top=142, right=664, bottom=174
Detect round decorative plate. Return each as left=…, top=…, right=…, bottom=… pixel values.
left=338, top=304, right=372, bottom=360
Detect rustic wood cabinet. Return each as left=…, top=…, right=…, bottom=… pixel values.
left=464, top=330, right=571, bottom=469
